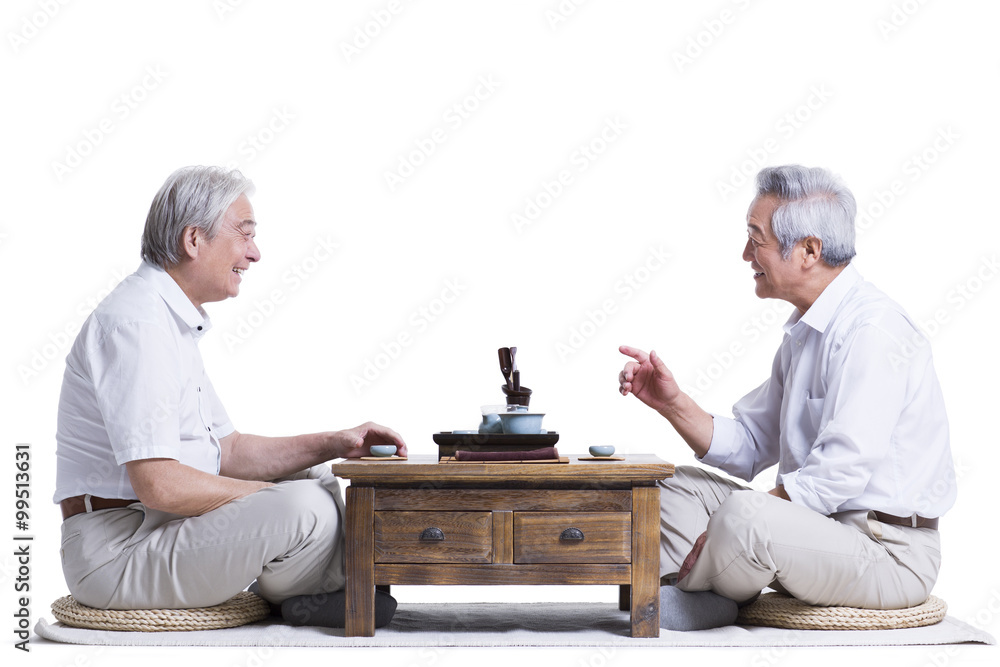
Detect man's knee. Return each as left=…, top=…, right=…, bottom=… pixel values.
left=708, top=490, right=772, bottom=537
left=663, top=465, right=704, bottom=487
left=265, top=480, right=341, bottom=538
left=659, top=465, right=708, bottom=500
left=659, top=465, right=743, bottom=503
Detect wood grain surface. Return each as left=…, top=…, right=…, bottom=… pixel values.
left=512, top=512, right=632, bottom=564
left=374, top=511, right=493, bottom=564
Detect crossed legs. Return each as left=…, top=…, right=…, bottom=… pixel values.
left=660, top=465, right=941, bottom=610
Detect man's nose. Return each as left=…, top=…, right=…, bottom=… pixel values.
left=248, top=238, right=261, bottom=262
left=742, top=238, right=754, bottom=262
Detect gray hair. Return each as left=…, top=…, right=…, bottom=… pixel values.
left=141, top=166, right=255, bottom=268
left=755, top=165, right=856, bottom=267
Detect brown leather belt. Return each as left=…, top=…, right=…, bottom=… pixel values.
left=61, top=494, right=139, bottom=520
left=872, top=510, right=939, bottom=530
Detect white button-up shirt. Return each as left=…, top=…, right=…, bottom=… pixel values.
left=703, top=263, right=957, bottom=519
left=54, top=262, right=234, bottom=503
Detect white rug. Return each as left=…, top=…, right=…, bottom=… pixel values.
left=34, top=602, right=995, bottom=648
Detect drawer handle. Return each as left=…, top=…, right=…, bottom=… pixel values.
left=419, top=527, right=445, bottom=542
left=559, top=527, right=585, bottom=542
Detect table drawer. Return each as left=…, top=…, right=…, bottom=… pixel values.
left=374, top=511, right=493, bottom=563
left=513, top=512, right=632, bottom=564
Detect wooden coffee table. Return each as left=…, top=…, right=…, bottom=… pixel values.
left=331, top=454, right=674, bottom=637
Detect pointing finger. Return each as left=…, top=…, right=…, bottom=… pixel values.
left=619, top=345, right=649, bottom=364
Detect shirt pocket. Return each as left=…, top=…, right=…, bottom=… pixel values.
left=804, top=395, right=825, bottom=434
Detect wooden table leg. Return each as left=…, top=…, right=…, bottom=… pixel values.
left=631, top=485, right=660, bottom=637
left=344, top=486, right=375, bottom=637
left=618, top=585, right=630, bottom=611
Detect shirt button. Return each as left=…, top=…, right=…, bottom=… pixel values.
left=197, top=326, right=203, bottom=331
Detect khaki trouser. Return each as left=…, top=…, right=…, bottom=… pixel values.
left=659, top=466, right=942, bottom=609
left=59, top=465, right=345, bottom=609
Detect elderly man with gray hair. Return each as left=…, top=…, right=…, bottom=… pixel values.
left=619, top=165, right=956, bottom=630
left=54, top=166, right=402, bottom=628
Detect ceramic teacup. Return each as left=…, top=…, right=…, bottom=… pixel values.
left=497, top=412, right=545, bottom=435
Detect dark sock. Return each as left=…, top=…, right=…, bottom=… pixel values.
left=659, top=586, right=739, bottom=631
left=280, top=590, right=397, bottom=628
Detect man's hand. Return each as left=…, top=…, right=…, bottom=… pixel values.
left=619, top=345, right=683, bottom=414
left=677, top=530, right=708, bottom=583
left=619, top=344, right=714, bottom=459
left=768, top=485, right=790, bottom=501
left=332, top=422, right=408, bottom=459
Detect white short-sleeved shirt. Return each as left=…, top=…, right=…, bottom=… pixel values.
left=54, top=261, right=234, bottom=503
left=702, top=263, right=957, bottom=519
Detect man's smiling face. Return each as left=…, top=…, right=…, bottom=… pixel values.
left=191, top=194, right=260, bottom=306
left=742, top=195, right=798, bottom=303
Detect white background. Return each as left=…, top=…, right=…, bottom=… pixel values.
left=3, top=1, right=998, bottom=665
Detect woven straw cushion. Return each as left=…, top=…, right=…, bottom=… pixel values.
left=51, top=592, right=270, bottom=632
left=737, top=592, right=947, bottom=631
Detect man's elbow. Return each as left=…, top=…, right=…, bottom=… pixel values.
left=126, top=459, right=183, bottom=513
left=134, top=486, right=174, bottom=513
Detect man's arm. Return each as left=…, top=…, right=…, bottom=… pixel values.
left=620, top=344, right=784, bottom=481
left=126, top=458, right=272, bottom=516
left=219, top=422, right=408, bottom=482
left=126, top=423, right=406, bottom=517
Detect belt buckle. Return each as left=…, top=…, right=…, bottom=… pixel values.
left=909, top=513, right=918, bottom=528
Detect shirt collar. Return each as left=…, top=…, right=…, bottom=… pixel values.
left=135, top=261, right=212, bottom=336
left=783, top=263, right=863, bottom=335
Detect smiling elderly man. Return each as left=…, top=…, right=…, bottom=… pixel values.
left=54, top=166, right=404, bottom=628
left=619, top=165, right=956, bottom=630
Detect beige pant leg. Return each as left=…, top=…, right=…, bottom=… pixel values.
left=60, top=465, right=346, bottom=609
left=658, top=465, right=750, bottom=579
left=674, top=488, right=942, bottom=608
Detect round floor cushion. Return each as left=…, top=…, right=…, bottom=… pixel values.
left=51, top=592, right=271, bottom=632
left=737, top=592, right=947, bottom=631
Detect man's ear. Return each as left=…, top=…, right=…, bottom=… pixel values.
left=800, top=236, right=823, bottom=268
left=179, top=226, right=200, bottom=260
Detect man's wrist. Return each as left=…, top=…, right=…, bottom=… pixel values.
left=655, top=392, right=688, bottom=423
left=654, top=392, right=714, bottom=458
left=323, top=431, right=348, bottom=459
